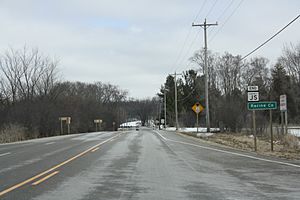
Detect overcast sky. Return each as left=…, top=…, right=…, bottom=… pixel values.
left=0, top=0, right=299, bottom=98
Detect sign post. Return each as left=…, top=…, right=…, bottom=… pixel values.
left=59, top=117, right=71, bottom=134
left=192, top=102, right=204, bottom=133
left=112, top=122, right=116, bottom=131
left=253, top=110, right=257, bottom=151
left=94, top=119, right=102, bottom=132
left=66, top=117, right=71, bottom=134
left=280, top=94, right=288, bottom=135
left=247, top=86, right=259, bottom=152
left=247, top=101, right=277, bottom=151
left=270, top=109, right=273, bottom=151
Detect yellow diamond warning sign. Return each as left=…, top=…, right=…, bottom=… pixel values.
left=192, top=103, right=204, bottom=114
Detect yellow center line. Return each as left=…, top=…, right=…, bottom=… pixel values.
left=32, top=171, right=59, bottom=186
left=0, top=133, right=121, bottom=197
left=91, top=147, right=100, bottom=152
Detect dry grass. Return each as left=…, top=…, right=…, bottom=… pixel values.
left=205, top=133, right=300, bottom=160
left=0, top=124, right=27, bottom=143
left=282, top=134, right=300, bottom=150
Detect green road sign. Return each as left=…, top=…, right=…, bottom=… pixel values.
left=247, top=101, right=277, bottom=110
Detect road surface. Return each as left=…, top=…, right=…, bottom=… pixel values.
left=1, top=127, right=300, bottom=199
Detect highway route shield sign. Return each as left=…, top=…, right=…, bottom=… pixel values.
left=192, top=103, right=204, bottom=114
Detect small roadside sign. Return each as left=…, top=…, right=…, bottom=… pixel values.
left=247, top=101, right=277, bottom=110
left=280, top=94, right=287, bottom=111
left=94, top=119, right=102, bottom=123
left=248, top=91, right=259, bottom=102
left=192, top=102, right=204, bottom=133
left=192, top=103, right=204, bottom=114
left=248, top=86, right=258, bottom=91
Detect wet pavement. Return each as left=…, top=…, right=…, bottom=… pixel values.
left=1, top=128, right=300, bottom=199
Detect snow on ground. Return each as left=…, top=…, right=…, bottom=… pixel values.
left=289, top=127, right=300, bottom=137
left=165, top=127, right=220, bottom=133
left=165, top=126, right=300, bottom=137
left=119, top=121, right=141, bottom=127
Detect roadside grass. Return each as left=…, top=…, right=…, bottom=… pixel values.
left=0, top=124, right=28, bottom=143
left=181, top=132, right=300, bottom=160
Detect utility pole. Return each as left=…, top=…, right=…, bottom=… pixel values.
left=193, top=19, right=217, bottom=133
left=170, top=72, right=182, bottom=131
left=158, top=99, right=162, bottom=130
left=164, top=88, right=167, bottom=128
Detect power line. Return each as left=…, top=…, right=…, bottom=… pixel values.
left=205, top=0, right=219, bottom=19
left=169, top=1, right=208, bottom=73
left=175, top=30, right=201, bottom=72
left=193, top=0, right=208, bottom=22
left=215, top=0, right=235, bottom=22
left=207, top=0, right=235, bottom=36
left=241, top=14, right=300, bottom=60
left=171, top=27, right=193, bottom=68
left=209, top=0, right=244, bottom=43
left=178, top=87, right=196, bottom=102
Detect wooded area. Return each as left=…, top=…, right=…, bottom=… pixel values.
left=159, top=43, right=300, bottom=134
left=0, top=47, right=159, bottom=142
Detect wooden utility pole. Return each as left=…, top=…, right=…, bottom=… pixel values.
left=164, top=89, right=167, bottom=128
left=192, top=19, right=217, bottom=132
left=170, top=72, right=182, bottom=130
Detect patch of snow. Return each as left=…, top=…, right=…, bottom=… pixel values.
left=165, top=127, right=176, bottom=131
left=196, top=133, right=214, bottom=137
left=289, top=128, right=300, bottom=137
left=165, top=127, right=219, bottom=133
left=119, top=120, right=141, bottom=127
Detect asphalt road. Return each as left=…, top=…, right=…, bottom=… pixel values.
left=1, top=128, right=300, bottom=200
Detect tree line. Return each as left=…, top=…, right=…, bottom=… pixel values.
left=159, top=43, right=300, bottom=133
left=0, top=47, right=158, bottom=142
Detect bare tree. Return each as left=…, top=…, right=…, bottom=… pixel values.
left=216, top=52, right=244, bottom=95
left=280, top=43, right=300, bottom=84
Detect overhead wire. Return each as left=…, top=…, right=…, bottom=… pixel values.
left=175, top=0, right=221, bottom=73
left=177, top=87, right=196, bottom=102
left=169, top=0, right=208, bottom=73
left=207, top=0, right=235, bottom=36
left=178, top=0, right=221, bottom=73
left=174, top=0, right=220, bottom=82
left=215, top=0, right=235, bottom=22
left=175, top=30, right=201, bottom=72
left=241, top=13, right=300, bottom=60
left=193, top=0, right=208, bottom=22
left=177, top=1, right=236, bottom=102
left=209, top=0, right=244, bottom=43
left=205, top=0, right=219, bottom=19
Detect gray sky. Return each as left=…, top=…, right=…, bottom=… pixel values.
left=0, top=0, right=299, bottom=98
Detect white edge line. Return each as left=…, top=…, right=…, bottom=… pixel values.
left=154, top=131, right=300, bottom=169
left=0, top=152, right=11, bottom=157
left=45, top=142, right=55, bottom=145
